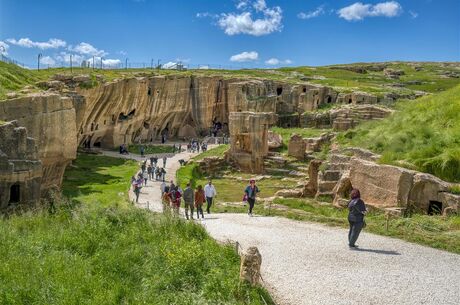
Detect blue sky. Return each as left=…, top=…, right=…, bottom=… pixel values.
left=0, top=0, right=459, bottom=69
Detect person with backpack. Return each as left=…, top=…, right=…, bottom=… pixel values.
left=204, top=180, right=217, bottom=214
left=162, top=186, right=171, bottom=214
left=195, top=185, right=205, bottom=219
left=169, top=186, right=181, bottom=216
left=133, top=176, right=142, bottom=203
left=183, top=182, right=195, bottom=220
left=147, top=165, right=153, bottom=180
left=244, top=179, right=260, bottom=216
left=163, top=156, right=167, bottom=167
left=348, top=189, right=367, bottom=248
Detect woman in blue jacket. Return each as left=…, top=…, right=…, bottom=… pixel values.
left=244, top=179, right=260, bottom=216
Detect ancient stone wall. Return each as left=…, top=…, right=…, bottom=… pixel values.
left=227, top=112, right=277, bottom=173
left=0, top=93, right=77, bottom=191
left=0, top=121, right=42, bottom=209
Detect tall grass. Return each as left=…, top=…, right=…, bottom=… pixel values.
left=338, top=84, right=460, bottom=182
left=0, top=207, right=273, bottom=304
left=0, top=153, right=274, bottom=304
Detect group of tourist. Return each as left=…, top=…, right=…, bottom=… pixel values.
left=187, top=139, right=207, bottom=153
left=131, top=156, right=169, bottom=203
left=160, top=180, right=217, bottom=220
left=131, top=139, right=368, bottom=248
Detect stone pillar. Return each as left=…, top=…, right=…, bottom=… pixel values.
left=304, top=159, right=322, bottom=197
left=287, top=134, right=306, bottom=160
left=239, top=246, right=262, bottom=285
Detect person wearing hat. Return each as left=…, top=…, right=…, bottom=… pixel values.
left=244, top=179, right=260, bottom=216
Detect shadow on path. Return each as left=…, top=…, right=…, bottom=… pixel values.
left=352, top=248, right=401, bottom=255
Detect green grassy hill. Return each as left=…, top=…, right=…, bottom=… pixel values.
left=1, top=60, right=459, bottom=100
left=338, top=83, right=460, bottom=182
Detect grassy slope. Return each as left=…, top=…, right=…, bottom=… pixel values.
left=0, top=154, right=273, bottom=305
left=2, top=61, right=459, bottom=100
left=338, top=84, right=460, bottom=182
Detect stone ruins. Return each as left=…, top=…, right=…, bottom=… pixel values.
left=0, top=72, right=458, bottom=215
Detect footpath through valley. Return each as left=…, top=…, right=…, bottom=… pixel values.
left=106, top=148, right=460, bottom=305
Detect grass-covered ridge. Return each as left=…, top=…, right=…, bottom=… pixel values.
left=2, top=60, right=459, bottom=100
left=338, top=83, right=460, bottom=182
left=0, top=153, right=274, bottom=304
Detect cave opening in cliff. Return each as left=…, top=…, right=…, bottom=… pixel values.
left=327, top=96, right=332, bottom=103
left=276, top=87, right=283, bottom=96
left=93, top=141, right=101, bottom=148
left=9, top=184, right=20, bottom=203
left=148, top=87, right=152, bottom=96
left=303, top=87, right=307, bottom=93
left=428, top=200, right=442, bottom=215
left=348, top=98, right=352, bottom=104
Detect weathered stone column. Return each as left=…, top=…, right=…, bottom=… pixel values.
left=239, top=246, right=262, bottom=285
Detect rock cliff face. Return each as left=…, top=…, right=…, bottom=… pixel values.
left=0, top=93, right=77, bottom=192
left=75, top=76, right=340, bottom=148
left=0, top=74, right=340, bottom=206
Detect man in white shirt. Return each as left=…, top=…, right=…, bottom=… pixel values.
left=204, top=180, right=217, bottom=214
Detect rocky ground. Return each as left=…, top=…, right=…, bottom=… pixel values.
left=110, top=147, right=460, bottom=305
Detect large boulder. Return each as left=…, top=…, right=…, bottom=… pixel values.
left=287, top=134, right=306, bottom=160
left=349, top=158, right=414, bottom=208
left=267, top=131, right=283, bottom=149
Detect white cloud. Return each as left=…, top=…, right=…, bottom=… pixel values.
left=162, top=62, right=178, bottom=69
left=298, top=6, right=325, bottom=19
left=265, top=58, right=292, bottom=65
left=338, top=1, right=402, bottom=21
left=230, top=51, right=259, bottom=62
left=196, top=12, right=218, bottom=18
left=217, top=0, right=282, bottom=36
left=118, top=50, right=127, bottom=56
left=55, top=52, right=85, bottom=64
left=0, top=41, right=9, bottom=55
left=71, top=42, right=107, bottom=57
left=236, top=0, right=250, bottom=10
left=409, top=10, right=418, bottom=19
left=102, top=59, right=121, bottom=67
left=40, top=56, right=56, bottom=66
left=6, top=38, right=66, bottom=49
left=198, top=65, right=210, bottom=70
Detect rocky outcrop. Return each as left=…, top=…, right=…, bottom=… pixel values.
left=267, top=131, right=283, bottom=150
left=227, top=112, right=277, bottom=173
left=301, top=105, right=392, bottom=130
left=0, top=93, right=77, bottom=192
left=287, top=134, right=306, bottom=160
left=306, top=149, right=459, bottom=214
left=0, top=121, right=42, bottom=209
left=336, top=92, right=378, bottom=105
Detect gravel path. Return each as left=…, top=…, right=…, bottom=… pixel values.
left=114, top=148, right=460, bottom=305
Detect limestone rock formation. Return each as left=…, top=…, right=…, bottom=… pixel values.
left=0, top=121, right=42, bottom=209
left=306, top=150, right=459, bottom=214
left=227, top=112, right=277, bottom=173
left=336, top=92, right=378, bottom=105
left=287, top=134, right=306, bottom=160
left=301, top=105, right=392, bottom=131
left=267, top=130, right=283, bottom=149
left=0, top=93, right=77, bottom=192
left=239, top=246, right=262, bottom=286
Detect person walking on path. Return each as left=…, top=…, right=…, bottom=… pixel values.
left=195, top=185, right=205, bottom=219
left=183, top=182, right=195, bottom=220
left=244, top=179, right=260, bottom=216
left=163, top=156, right=167, bottom=167
left=143, top=170, right=148, bottom=186
left=347, top=189, right=367, bottom=248
left=169, top=186, right=181, bottom=216
left=161, top=186, right=171, bottom=213
left=140, top=145, right=145, bottom=157
left=133, top=176, right=142, bottom=203
left=147, top=164, right=153, bottom=180
left=160, top=181, right=166, bottom=196
left=204, top=180, right=217, bottom=214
